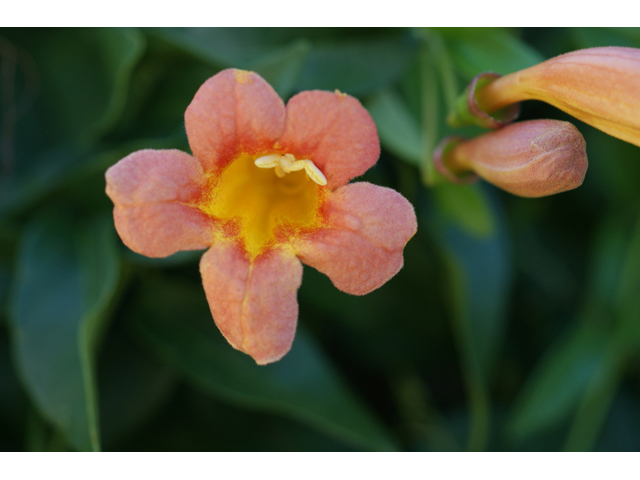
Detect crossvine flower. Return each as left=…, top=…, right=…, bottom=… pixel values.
left=105, top=69, right=417, bottom=365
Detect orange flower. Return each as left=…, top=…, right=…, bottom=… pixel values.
left=449, top=47, right=640, bottom=147
left=105, top=69, right=417, bottom=365
left=434, top=120, right=588, bottom=197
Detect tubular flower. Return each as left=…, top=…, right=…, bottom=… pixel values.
left=448, top=47, right=640, bottom=147
left=105, top=69, right=417, bottom=365
left=434, top=119, right=588, bottom=198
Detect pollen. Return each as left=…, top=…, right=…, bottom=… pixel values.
left=233, top=69, right=254, bottom=84
left=255, top=154, right=328, bottom=186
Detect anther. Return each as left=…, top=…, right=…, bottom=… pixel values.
left=254, top=154, right=282, bottom=168
left=274, top=165, right=286, bottom=178
left=254, top=154, right=327, bottom=186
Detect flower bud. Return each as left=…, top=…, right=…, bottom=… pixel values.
left=434, top=120, right=588, bottom=197
left=448, top=47, right=640, bottom=147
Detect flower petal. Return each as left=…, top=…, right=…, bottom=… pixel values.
left=295, top=182, right=417, bottom=296
left=105, top=149, right=213, bottom=257
left=277, top=91, right=380, bottom=189
left=200, top=242, right=302, bottom=365
left=185, top=69, right=286, bottom=172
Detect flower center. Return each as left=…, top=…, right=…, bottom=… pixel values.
left=198, top=154, right=327, bottom=257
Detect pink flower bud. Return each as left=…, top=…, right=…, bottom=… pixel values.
left=434, top=120, right=588, bottom=197
left=449, top=47, right=640, bottom=147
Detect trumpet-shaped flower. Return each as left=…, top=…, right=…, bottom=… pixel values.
left=434, top=120, right=588, bottom=197
left=105, top=69, right=417, bottom=365
left=449, top=47, right=640, bottom=147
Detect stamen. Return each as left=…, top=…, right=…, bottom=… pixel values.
left=301, top=161, right=327, bottom=186
left=280, top=154, right=306, bottom=173
left=254, top=154, right=282, bottom=168
left=254, top=154, right=327, bottom=186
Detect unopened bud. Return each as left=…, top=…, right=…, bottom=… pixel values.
left=448, top=47, right=640, bottom=147
left=434, top=120, right=588, bottom=197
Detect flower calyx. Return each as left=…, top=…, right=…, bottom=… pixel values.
left=447, top=72, right=521, bottom=129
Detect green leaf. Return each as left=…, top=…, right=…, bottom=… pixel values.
left=128, top=276, right=398, bottom=452
left=586, top=212, right=631, bottom=311
left=107, top=39, right=213, bottom=142
left=98, top=328, right=177, bottom=450
left=507, top=321, right=609, bottom=440
left=0, top=134, right=184, bottom=218
left=425, top=27, right=511, bottom=40
left=570, top=27, right=638, bottom=49
left=366, top=89, right=425, bottom=167
left=0, top=329, right=27, bottom=435
left=605, top=27, right=640, bottom=46
left=445, top=29, right=545, bottom=80
left=0, top=222, right=20, bottom=264
left=124, top=249, right=203, bottom=268
left=563, top=336, right=625, bottom=452
left=584, top=210, right=640, bottom=347
left=0, top=146, right=90, bottom=217
left=548, top=211, right=640, bottom=451
left=123, top=385, right=353, bottom=451
left=295, top=34, right=419, bottom=96
left=8, top=213, right=120, bottom=451
left=88, top=28, right=147, bottom=138
left=0, top=265, right=10, bottom=321
left=32, top=28, right=145, bottom=143
left=582, top=127, right=640, bottom=206
left=249, top=39, right=312, bottom=98
left=594, top=391, right=640, bottom=451
left=613, top=214, right=640, bottom=318
left=147, top=28, right=281, bottom=68
left=0, top=29, right=147, bottom=217
left=144, top=29, right=311, bottom=103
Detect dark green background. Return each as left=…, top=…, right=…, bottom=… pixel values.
left=1, top=27, right=640, bottom=452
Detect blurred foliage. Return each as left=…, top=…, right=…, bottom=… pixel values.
left=1, top=27, right=640, bottom=452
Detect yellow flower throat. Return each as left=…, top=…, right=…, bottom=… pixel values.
left=198, top=154, right=326, bottom=257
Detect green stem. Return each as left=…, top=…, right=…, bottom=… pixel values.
left=563, top=337, right=625, bottom=451
left=428, top=33, right=458, bottom=116
left=394, top=370, right=461, bottom=451
left=466, top=376, right=490, bottom=452
left=25, top=407, right=47, bottom=452
left=419, top=46, right=440, bottom=186
left=446, top=255, right=490, bottom=451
